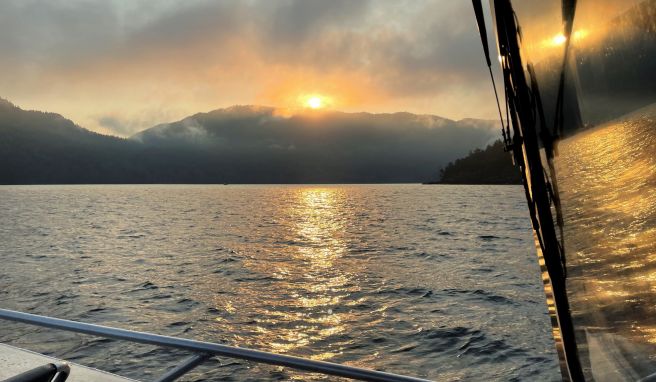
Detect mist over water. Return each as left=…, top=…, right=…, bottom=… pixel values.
left=0, top=184, right=559, bottom=381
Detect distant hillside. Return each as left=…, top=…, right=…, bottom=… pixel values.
left=432, top=140, right=521, bottom=184
left=0, top=99, right=145, bottom=184
left=132, top=105, right=499, bottom=183
left=0, top=98, right=500, bottom=184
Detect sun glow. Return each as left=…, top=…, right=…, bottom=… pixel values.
left=306, top=96, right=324, bottom=109
left=551, top=33, right=567, bottom=46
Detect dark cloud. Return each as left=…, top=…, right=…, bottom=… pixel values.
left=0, top=1, right=120, bottom=68
left=1, top=0, right=486, bottom=88
left=267, top=0, right=371, bottom=44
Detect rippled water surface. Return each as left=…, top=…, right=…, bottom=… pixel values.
left=0, top=184, right=559, bottom=381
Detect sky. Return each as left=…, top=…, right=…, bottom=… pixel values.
left=0, top=0, right=498, bottom=136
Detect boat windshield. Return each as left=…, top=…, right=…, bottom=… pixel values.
left=489, top=0, right=656, bottom=380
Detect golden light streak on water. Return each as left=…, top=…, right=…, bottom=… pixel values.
left=237, top=187, right=357, bottom=362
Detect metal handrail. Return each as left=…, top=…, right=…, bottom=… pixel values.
left=0, top=308, right=432, bottom=382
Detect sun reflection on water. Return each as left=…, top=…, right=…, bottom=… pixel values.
left=225, top=187, right=359, bottom=362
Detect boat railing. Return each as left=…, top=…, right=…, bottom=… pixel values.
left=0, top=308, right=431, bottom=382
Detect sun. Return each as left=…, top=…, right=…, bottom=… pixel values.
left=306, top=96, right=323, bottom=109
left=299, top=93, right=332, bottom=110
left=551, top=33, right=567, bottom=46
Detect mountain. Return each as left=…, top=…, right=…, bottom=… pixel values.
left=0, top=99, right=500, bottom=184
left=430, top=140, right=521, bottom=184
left=131, top=105, right=499, bottom=183
left=0, top=99, right=144, bottom=184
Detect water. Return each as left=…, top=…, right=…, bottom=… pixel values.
left=0, top=184, right=559, bottom=381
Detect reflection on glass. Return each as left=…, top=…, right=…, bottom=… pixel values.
left=555, top=106, right=656, bottom=379
left=504, top=0, right=656, bottom=379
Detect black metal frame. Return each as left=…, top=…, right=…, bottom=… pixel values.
left=488, top=0, right=584, bottom=380
left=471, top=0, right=584, bottom=379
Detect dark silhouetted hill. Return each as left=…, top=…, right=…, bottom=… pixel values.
left=432, top=140, right=521, bottom=184
left=0, top=98, right=144, bottom=184
left=0, top=99, right=500, bottom=184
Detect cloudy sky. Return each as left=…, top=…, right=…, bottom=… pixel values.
left=0, top=0, right=498, bottom=136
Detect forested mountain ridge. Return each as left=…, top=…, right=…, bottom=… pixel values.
left=0, top=98, right=500, bottom=184
left=0, top=98, right=145, bottom=184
